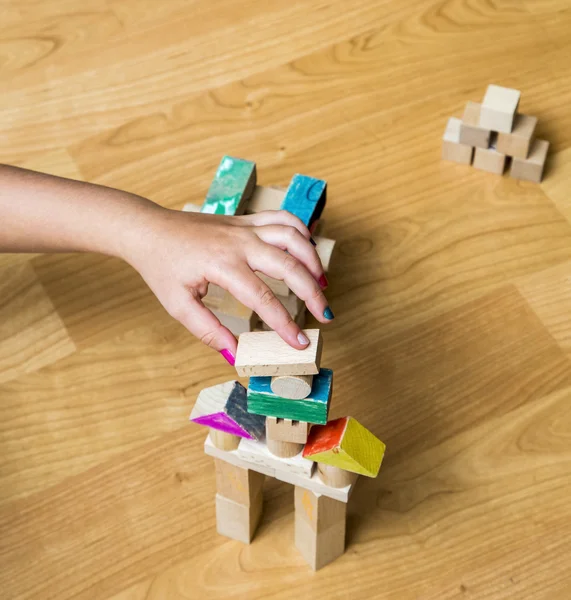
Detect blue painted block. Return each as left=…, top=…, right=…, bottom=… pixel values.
left=280, top=174, right=327, bottom=227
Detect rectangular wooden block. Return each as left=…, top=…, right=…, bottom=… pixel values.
left=215, top=491, right=263, bottom=544
left=204, top=434, right=355, bottom=502
left=473, top=143, right=506, bottom=175
left=479, top=84, right=521, bottom=133
left=256, top=273, right=290, bottom=297
left=442, top=117, right=473, bottom=165
left=206, top=291, right=258, bottom=335
left=266, top=417, right=310, bottom=444
left=201, top=156, right=256, bottom=216
left=245, top=185, right=286, bottom=213
left=459, top=102, right=491, bottom=149
left=248, top=368, right=333, bottom=424
left=215, top=459, right=265, bottom=505
left=237, top=437, right=314, bottom=477
left=280, top=174, right=327, bottom=227
left=294, top=487, right=346, bottom=570
left=497, top=114, right=538, bottom=159
left=235, top=329, right=322, bottom=377
left=510, top=138, right=549, bottom=183
left=315, top=237, right=336, bottom=272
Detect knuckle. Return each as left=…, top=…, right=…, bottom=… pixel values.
left=257, top=287, right=277, bottom=309
left=283, top=254, right=300, bottom=276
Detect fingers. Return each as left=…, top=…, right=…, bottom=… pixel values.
left=246, top=242, right=331, bottom=324
left=253, top=224, right=325, bottom=284
left=172, top=293, right=238, bottom=364
left=240, top=210, right=312, bottom=241
left=221, top=266, right=310, bottom=349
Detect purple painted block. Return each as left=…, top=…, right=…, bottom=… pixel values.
left=191, top=412, right=253, bottom=439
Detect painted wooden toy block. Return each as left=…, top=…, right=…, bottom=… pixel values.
left=215, top=492, right=263, bottom=544
left=215, top=459, right=265, bottom=505
left=459, top=102, right=491, bottom=149
left=280, top=174, right=327, bottom=228
left=442, top=117, right=473, bottom=165
left=479, top=84, right=521, bottom=133
left=247, top=368, right=333, bottom=424
left=204, top=434, right=355, bottom=502
left=246, top=185, right=286, bottom=213
left=266, top=417, right=310, bottom=444
left=294, top=487, right=347, bottom=570
left=303, top=416, right=386, bottom=477
left=473, top=135, right=506, bottom=175
left=235, top=329, right=322, bottom=377
left=190, top=380, right=266, bottom=440
left=510, top=138, right=549, bottom=183
left=238, top=436, right=313, bottom=477
left=201, top=156, right=256, bottom=216
left=496, top=113, right=537, bottom=159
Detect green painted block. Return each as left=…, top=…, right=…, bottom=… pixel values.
left=247, top=369, right=332, bottom=425
left=201, top=156, right=256, bottom=216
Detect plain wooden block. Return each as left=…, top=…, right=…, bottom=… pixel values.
left=303, top=416, right=386, bottom=477
left=266, top=417, right=310, bottom=444
left=190, top=380, right=266, bottom=440
left=459, top=102, right=491, bottom=149
left=266, top=438, right=305, bottom=458
left=294, top=487, right=347, bottom=570
left=235, top=329, right=322, bottom=377
left=209, top=428, right=241, bottom=451
left=205, top=434, right=276, bottom=478
left=256, top=273, right=291, bottom=298
left=442, top=117, right=473, bottom=165
left=314, top=237, right=336, bottom=272
left=473, top=144, right=507, bottom=175
left=248, top=368, right=332, bottom=424
left=510, top=138, right=549, bottom=183
left=182, top=202, right=201, bottom=213
left=206, top=291, right=258, bottom=335
left=281, top=174, right=327, bottom=228
left=201, top=156, right=256, bottom=216
left=496, top=114, right=537, bottom=159
left=237, top=436, right=314, bottom=477
left=245, top=185, right=286, bottom=213
left=270, top=374, right=313, bottom=399
left=214, top=459, right=265, bottom=505
left=215, top=491, right=263, bottom=544
left=479, top=84, right=521, bottom=133
left=317, top=463, right=359, bottom=489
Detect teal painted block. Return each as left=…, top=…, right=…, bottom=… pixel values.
left=247, top=368, right=333, bottom=424
left=280, top=174, right=327, bottom=227
left=201, top=156, right=256, bottom=216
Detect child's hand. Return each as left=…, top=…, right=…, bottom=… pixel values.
left=125, top=207, right=332, bottom=363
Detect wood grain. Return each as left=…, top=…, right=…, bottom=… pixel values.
left=1, top=0, right=571, bottom=598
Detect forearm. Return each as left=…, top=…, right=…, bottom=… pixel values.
left=0, top=164, right=161, bottom=258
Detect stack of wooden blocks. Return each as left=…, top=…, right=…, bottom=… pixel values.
left=189, top=329, right=386, bottom=570
left=442, top=84, right=549, bottom=182
left=183, top=156, right=337, bottom=335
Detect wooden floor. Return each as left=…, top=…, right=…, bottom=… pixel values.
left=2, top=1, right=571, bottom=598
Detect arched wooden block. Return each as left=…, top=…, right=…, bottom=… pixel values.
left=303, top=416, right=386, bottom=477
left=190, top=380, right=266, bottom=440
left=201, top=156, right=256, bottom=216
left=280, top=174, right=326, bottom=228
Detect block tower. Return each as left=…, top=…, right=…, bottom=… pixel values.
left=189, top=329, right=386, bottom=570
left=442, top=84, right=549, bottom=182
left=182, top=156, right=337, bottom=334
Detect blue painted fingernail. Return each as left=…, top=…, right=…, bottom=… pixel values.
left=310, top=237, right=317, bottom=246
left=323, top=306, right=335, bottom=320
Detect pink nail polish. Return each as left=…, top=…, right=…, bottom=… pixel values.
left=318, top=274, right=329, bottom=290
left=220, top=349, right=236, bottom=366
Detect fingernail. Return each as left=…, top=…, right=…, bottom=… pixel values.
left=323, top=306, right=335, bottom=320
left=297, top=332, right=310, bottom=346
left=310, top=237, right=317, bottom=246
left=220, top=349, right=236, bottom=366
left=318, top=274, right=328, bottom=289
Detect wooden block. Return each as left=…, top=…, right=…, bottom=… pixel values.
left=270, top=374, right=313, bottom=399
left=496, top=114, right=537, bottom=159
left=280, top=174, right=327, bottom=227
left=182, top=202, right=201, bottom=213
left=215, top=491, right=263, bottom=544
left=442, top=117, right=473, bottom=165
left=266, top=417, right=310, bottom=443
left=459, top=102, right=491, bottom=149
left=204, top=283, right=225, bottom=301
left=317, top=463, right=359, bottom=489
left=208, top=291, right=258, bottom=335
left=256, top=272, right=290, bottom=297
left=266, top=438, right=304, bottom=458
left=245, top=185, right=286, bottom=213
left=237, top=437, right=314, bottom=477
left=303, top=416, right=386, bottom=477
left=310, top=219, right=325, bottom=237
left=294, top=487, right=346, bottom=570
left=473, top=140, right=507, bottom=175
left=248, top=368, right=332, bottom=424
left=314, top=236, right=336, bottom=272
left=209, top=428, right=240, bottom=451
left=201, top=156, right=256, bottom=216
left=190, top=380, right=266, bottom=440
left=214, top=459, right=265, bottom=505
left=235, top=329, right=322, bottom=377
left=479, top=84, right=521, bottom=133
left=510, top=139, right=549, bottom=183
left=204, top=434, right=354, bottom=502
